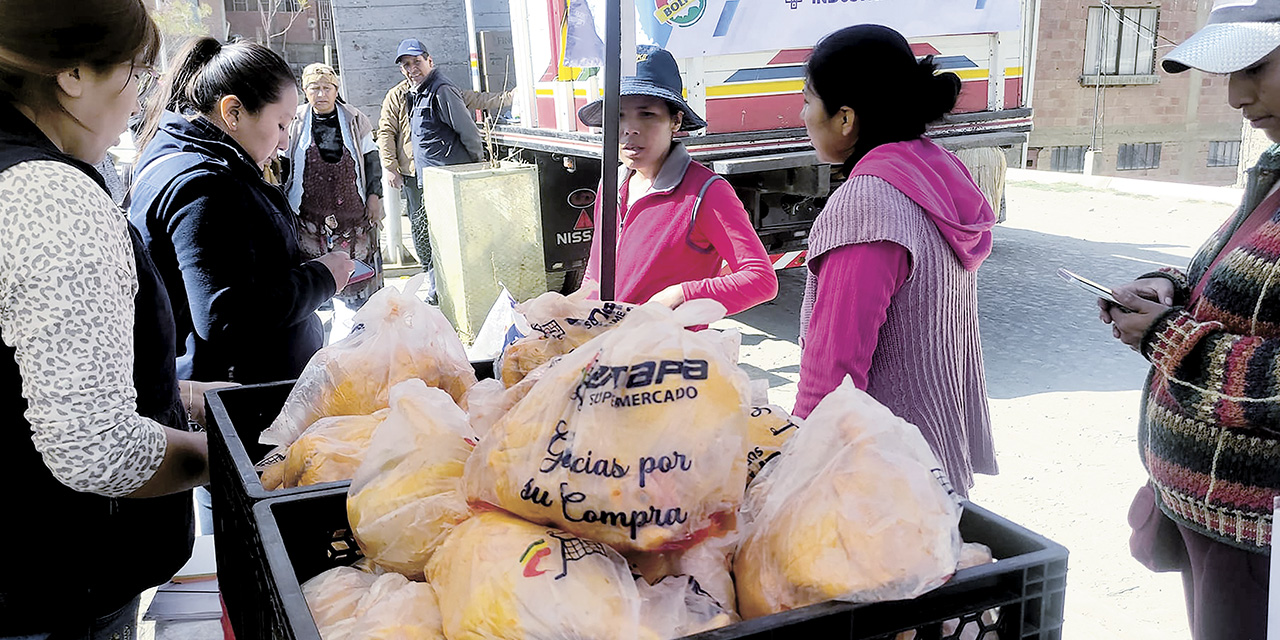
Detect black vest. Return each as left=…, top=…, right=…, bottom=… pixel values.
left=0, top=102, right=194, bottom=633
left=410, top=70, right=473, bottom=169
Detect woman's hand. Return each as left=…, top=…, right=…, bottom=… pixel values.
left=367, top=195, right=384, bottom=225
left=1105, top=287, right=1172, bottom=352
left=388, top=172, right=404, bottom=190
left=314, top=250, right=354, bottom=290
left=1098, top=277, right=1175, bottom=324
left=647, top=284, right=687, bottom=309
left=181, top=380, right=238, bottom=428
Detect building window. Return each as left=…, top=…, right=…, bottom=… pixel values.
left=1083, top=6, right=1158, bottom=77
left=318, top=0, right=334, bottom=41
left=1049, top=146, right=1087, bottom=173
left=281, top=0, right=300, bottom=11
left=1208, top=140, right=1241, bottom=168
left=1117, top=143, right=1161, bottom=170
left=227, top=0, right=250, bottom=11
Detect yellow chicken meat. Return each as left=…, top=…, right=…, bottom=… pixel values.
left=498, top=293, right=632, bottom=386
left=279, top=411, right=389, bottom=488
left=347, top=379, right=477, bottom=580
left=465, top=300, right=751, bottom=553
left=734, top=377, right=962, bottom=619
left=261, top=274, right=477, bottom=449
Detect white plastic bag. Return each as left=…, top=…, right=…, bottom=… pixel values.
left=346, top=379, right=477, bottom=580
left=464, top=300, right=751, bottom=553
left=462, top=356, right=561, bottom=437
left=734, top=377, right=962, bottom=618
left=467, top=286, right=531, bottom=361
left=261, top=274, right=477, bottom=449
left=302, top=567, right=446, bottom=640
left=496, top=292, right=633, bottom=386
left=636, top=575, right=737, bottom=638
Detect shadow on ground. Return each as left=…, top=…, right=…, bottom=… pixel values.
left=979, top=225, right=1193, bottom=399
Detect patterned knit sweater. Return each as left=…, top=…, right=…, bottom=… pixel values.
left=1139, top=144, right=1280, bottom=552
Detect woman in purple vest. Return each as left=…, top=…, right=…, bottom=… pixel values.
left=794, top=25, right=998, bottom=496
left=285, top=63, right=385, bottom=311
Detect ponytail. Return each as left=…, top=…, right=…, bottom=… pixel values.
left=806, top=24, right=962, bottom=169
left=137, top=37, right=295, bottom=152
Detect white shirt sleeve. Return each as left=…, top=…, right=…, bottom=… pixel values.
left=0, top=160, right=167, bottom=498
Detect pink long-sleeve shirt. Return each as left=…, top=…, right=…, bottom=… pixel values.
left=584, top=142, right=778, bottom=315
left=793, top=240, right=910, bottom=415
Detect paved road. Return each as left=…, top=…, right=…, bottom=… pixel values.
left=719, top=177, right=1237, bottom=639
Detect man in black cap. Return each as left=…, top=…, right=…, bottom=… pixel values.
left=382, top=38, right=484, bottom=297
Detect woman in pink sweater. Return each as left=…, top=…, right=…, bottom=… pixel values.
left=794, top=25, right=998, bottom=495
left=576, top=46, right=777, bottom=315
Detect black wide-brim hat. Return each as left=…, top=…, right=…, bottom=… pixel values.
left=577, top=45, right=707, bottom=132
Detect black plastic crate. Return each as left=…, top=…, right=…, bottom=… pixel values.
left=207, top=361, right=493, bottom=640
left=251, top=489, right=1067, bottom=640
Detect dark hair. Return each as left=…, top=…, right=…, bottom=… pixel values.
left=806, top=24, right=961, bottom=168
left=137, top=37, right=296, bottom=150
left=0, top=0, right=160, bottom=109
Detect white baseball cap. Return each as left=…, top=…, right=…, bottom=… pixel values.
left=1162, top=0, right=1280, bottom=74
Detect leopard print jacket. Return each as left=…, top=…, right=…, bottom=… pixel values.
left=0, top=160, right=166, bottom=497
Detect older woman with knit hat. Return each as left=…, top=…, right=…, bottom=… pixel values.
left=1100, top=2, right=1280, bottom=637
left=575, top=46, right=777, bottom=315
left=286, top=63, right=384, bottom=310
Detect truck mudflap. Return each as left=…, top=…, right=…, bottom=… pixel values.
left=718, top=250, right=808, bottom=276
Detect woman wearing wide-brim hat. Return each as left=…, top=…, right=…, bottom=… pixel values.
left=575, top=45, right=777, bottom=314
left=1101, top=2, right=1280, bottom=637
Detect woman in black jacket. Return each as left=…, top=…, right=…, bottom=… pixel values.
left=130, top=38, right=354, bottom=384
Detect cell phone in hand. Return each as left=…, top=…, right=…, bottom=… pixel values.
left=346, top=259, right=375, bottom=286
left=1056, top=268, right=1132, bottom=312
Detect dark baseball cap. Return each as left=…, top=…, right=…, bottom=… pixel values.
left=396, top=38, right=428, bottom=63
left=1163, top=0, right=1280, bottom=73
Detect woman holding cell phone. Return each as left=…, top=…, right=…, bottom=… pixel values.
left=1100, top=3, right=1280, bottom=636
left=130, top=38, right=353, bottom=385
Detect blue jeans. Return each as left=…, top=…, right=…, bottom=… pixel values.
left=1, top=595, right=140, bottom=640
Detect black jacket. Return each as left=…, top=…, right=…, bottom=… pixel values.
left=129, top=112, right=335, bottom=384
left=0, top=101, right=194, bottom=632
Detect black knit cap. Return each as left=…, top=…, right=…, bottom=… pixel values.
left=578, top=45, right=707, bottom=132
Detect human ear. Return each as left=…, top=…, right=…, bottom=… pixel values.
left=838, top=106, right=857, bottom=138
left=55, top=68, right=84, bottom=99
left=219, top=95, right=244, bottom=130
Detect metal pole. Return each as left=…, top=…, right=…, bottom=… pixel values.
left=599, top=0, right=622, bottom=301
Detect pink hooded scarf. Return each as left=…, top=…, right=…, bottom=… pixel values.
left=850, top=138, right=996, bottom=270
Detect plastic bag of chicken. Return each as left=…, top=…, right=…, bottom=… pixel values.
left=464, top=300, right=751, bottom=553
left=303, top=567, right=446, bottom=640
left=734, top=376, right=962, bottom=619
left=497, top=292, right=633, bottom=387
left=426, top=510, right=730, bottom=640
left=265, top=410, right=388, bottom=488
left=744, top=405, right=801, bottom=484
left=627, top=532, right=739, bottom=617
left=463, top=356, right=560, bottom=437
left=260, top=274, right=477, bottom=449
left=347, top=379, right=477, bottom=580
left=302, top=566, right=379, bottom=635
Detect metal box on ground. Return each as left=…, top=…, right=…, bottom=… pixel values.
left=422, top=160, right=546, bottom=344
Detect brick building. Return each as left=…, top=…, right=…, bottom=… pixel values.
left=224, top=0, right=337, bottom=70
left=1026, top=0, right=1245, bottom=186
